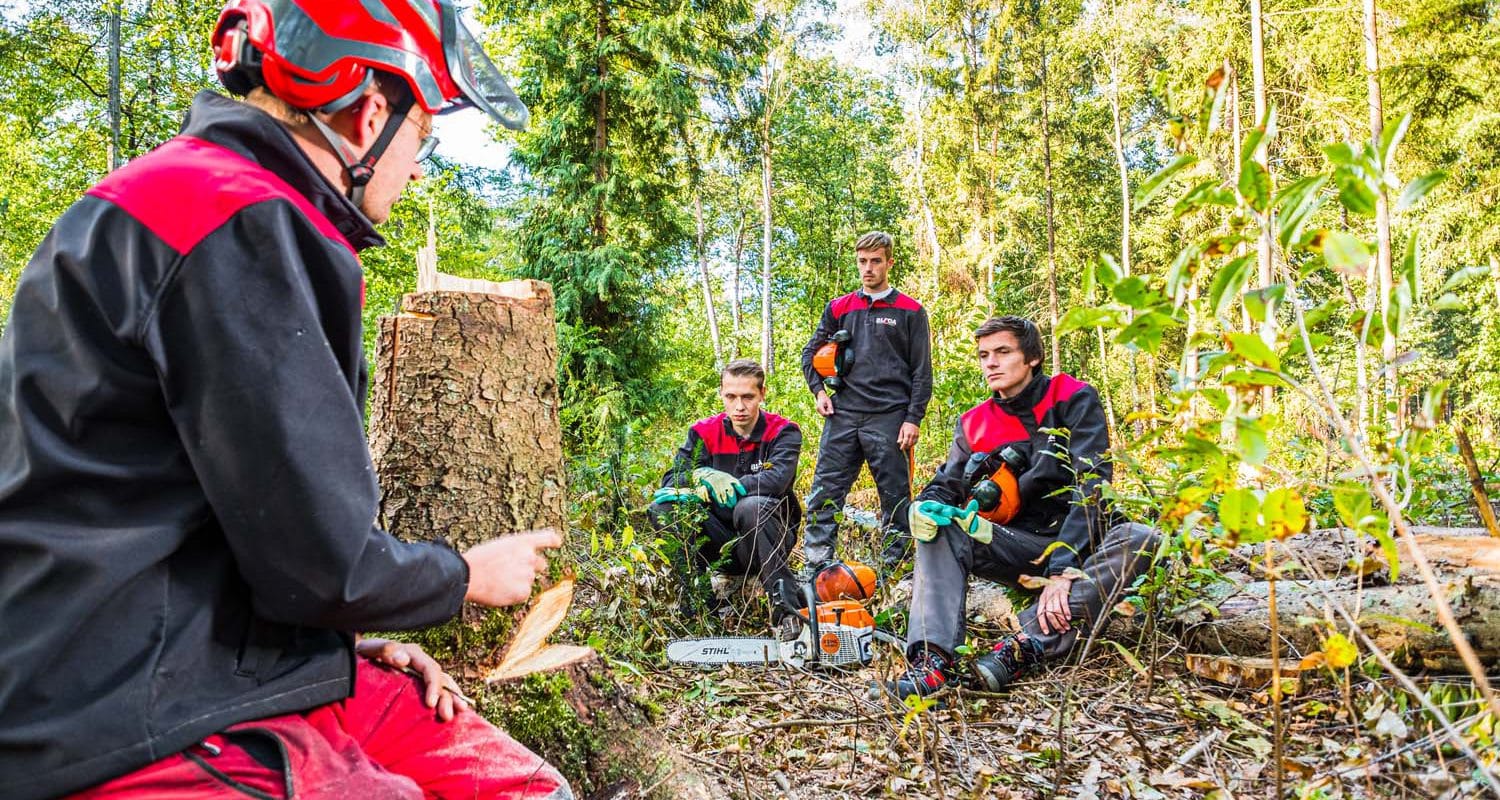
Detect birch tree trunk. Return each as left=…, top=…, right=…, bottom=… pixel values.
left=1249, top=0, right=1275, bottom=409
left=695, top=191, right=724, bottom=370
left=1040, top=39, right=1061, bottom=370
left=760, top=79, right=775, bottom=373
left=1364, top=0, right=1399, bottom=433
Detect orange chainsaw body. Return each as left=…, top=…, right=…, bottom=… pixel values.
left=976, top=462, right=1022, bottom=524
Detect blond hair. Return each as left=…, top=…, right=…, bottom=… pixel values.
left=854, top=231, right=894, bottom=260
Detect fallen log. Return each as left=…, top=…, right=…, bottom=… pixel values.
left=1231, top=529, right=1499, bottom=583
left=1177, top=574, right=1500, bottom=672
left=368, top=282, right=710, bottom=798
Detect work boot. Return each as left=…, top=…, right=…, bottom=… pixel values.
left=871, top=649, right=951, bottom=701
left=972, top=634, right=1044, bottom=691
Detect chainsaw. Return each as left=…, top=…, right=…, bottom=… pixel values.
left=667, top=573, right=904, bottom=668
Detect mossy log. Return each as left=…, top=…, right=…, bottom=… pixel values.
left=368, top=284, right=705, bottom=798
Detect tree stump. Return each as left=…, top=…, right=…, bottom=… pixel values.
left=368, top=283, right=565, bottom=547
left=368, top=284, right=707, bottom=798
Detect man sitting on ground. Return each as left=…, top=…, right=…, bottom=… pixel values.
left=650, top=359, right=805, bottom=639
left=879, top=316, right=1159, bottom=699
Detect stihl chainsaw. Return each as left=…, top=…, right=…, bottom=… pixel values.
left=667, top=567, right=904, bottom=668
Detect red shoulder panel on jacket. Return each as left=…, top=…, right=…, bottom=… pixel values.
left=87, top=136, right=354, bottom=257
left=691, top=414, right=737, bottom=455
left=1032, top=373, right=1088, bottom=422
left=829, top=292, right=863, bottom=320
left=960, top=400, right=1028, bottom=453
left=890, top=293, right=922, bottom=311
left=761, top=412, right=797, bottom=443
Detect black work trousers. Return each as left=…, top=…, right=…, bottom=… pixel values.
left=906, top=521, right=1159, bottom=662
left=802, top=408, right=912, bottom=566
left=648, top=495, right=801, bottom=614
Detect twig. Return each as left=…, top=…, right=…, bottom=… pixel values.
left=1455, top=422, right=1500, bottom=538
left=1172, top=728, right=1220, bottom=768
left=750, top=711, right=904, bottom=733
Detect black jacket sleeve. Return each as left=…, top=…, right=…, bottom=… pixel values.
left=1045, top=385, right=1113, bottom=576
left=801, top=303, right=837, bottom=395
left=906, top=307, right=933, bottom=425
left=739, top=424, right=802, bottom=497
left=662, top=429, right=709, bottom=488
left=144, top=200, right=467, bottom=632
left=915, top=417, right=972, bottom=507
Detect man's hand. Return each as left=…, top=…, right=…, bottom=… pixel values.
left=355, top=637, right=468, bottom=722
left=897, top=422, right=920, bottom=450
left=1036, top=575, right=1074, bottom=635
left=692, top=467, right=745, bottom=507
left=814, top=390, right=835, bottom=417
left=463, top=528, right=561, bottom=608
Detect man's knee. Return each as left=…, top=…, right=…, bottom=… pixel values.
left=733, top=495, right=779, bottom=529
left=1111, top=523, right=1160, bottom=560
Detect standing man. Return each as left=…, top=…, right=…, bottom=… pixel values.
left=0, top=2, right=569, bottom=797
left=800, top=231, right=933, bottom=570
left=650, top=360, right=804, bottom=640
left=878, top=316, right=1159, bottom=700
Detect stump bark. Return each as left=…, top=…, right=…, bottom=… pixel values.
left=368, top=284, right=703, bottom=798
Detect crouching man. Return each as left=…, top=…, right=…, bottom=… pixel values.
left=650, top=359, right=805, bottom=639
left=879, top=317, right=1159, bottom=699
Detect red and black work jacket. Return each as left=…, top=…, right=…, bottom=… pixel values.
left=662, top=411, right=803, bottom=515
left=0, top=92, right=468, bottom=799
left=799, top=290, right=933, bottom=424
left=918, top=373, right=1114, bottom=576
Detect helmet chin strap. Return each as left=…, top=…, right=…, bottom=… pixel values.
left=305, top=92, right=415, bottom=209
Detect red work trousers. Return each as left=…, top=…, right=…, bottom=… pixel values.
left=69, top=660, right=571, bottom=799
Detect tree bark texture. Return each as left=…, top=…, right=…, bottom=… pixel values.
left=1178, top=575, right=1500, bottom=672
left=369, top=287, right=566, bottom=549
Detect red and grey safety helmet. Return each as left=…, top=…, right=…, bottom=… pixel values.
left=212, top=0, right=528, bottom=131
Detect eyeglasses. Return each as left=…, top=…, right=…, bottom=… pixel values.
left=404, top=114, right=439, bottom=164
left=415, top=133, right=439, bottom=164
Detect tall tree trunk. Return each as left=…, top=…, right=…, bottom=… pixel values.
left=1041, top=39, right=1060, bottom=370
left=1249, top=0, right=1275, bottom=409
left=731, top=211, right=745, bottom=357
left=694, top=192, right=724, bottom=370
left=1107, top=51, right=1139, bottom=426
left=760, top=65, right=775, bottom=372
left=914, top=72, right=940, bottom=288
left=592, top=0, right=609, bottom=242
left=1363, top=0, right=1399, bottom=433
left=368, top=284, right=712, bottom=798
left=107, top=0, right=122, bottom=170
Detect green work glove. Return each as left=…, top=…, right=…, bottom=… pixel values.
left=908, top=500, right=994, bottom=544
left=692, top=467, right=746, bottom=508
left=954, top=499, right=994, bottom=545
left=653, top=485, right=708, bottom=504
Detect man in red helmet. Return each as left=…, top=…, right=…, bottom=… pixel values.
left=0, top=2, right=568, bottom=798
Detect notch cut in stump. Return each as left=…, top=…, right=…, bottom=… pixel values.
left=368, top=284, right=707, bottom=798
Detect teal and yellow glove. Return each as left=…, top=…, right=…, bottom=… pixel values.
left=692, top=467, right=746, bottom=508
left=908, top=500, right=994, bottom=544
left=653, top=485, right=708, bottom=504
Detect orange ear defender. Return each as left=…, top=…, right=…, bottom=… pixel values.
left=964, top=446, right=1028, bottom=524
left=814, top=560, right=877, bottom=602
left=812, top=329, right=853, bottom=391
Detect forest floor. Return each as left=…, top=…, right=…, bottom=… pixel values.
left=638, top=624, right=1494, bottom=799
left=581, top=502, right=1498, bottom=799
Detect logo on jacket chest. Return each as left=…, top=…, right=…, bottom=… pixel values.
left=873, top=316, right=897, bottom=327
